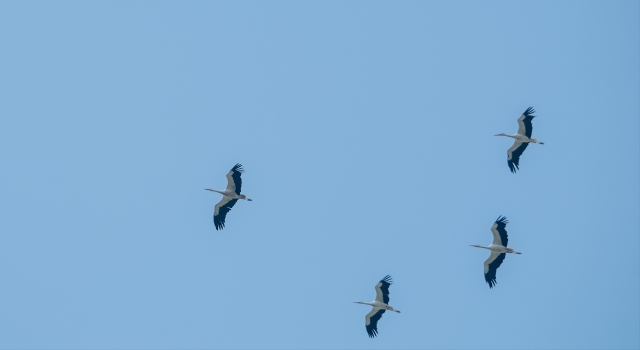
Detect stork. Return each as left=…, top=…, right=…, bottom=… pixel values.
left=354, top=275, right=400, bottom=338
left=205, top=163, right=252, bottom=230
left=495, top=106, right=544, bottom=173
left=470, top=216, right=521, bottom=288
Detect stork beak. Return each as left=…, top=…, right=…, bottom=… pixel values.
left=494, top=134, right=501, bottom=136
left=204, top=189, right=213, bottom=191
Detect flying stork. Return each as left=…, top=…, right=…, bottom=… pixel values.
left=495, top=106, right=544, bottom=173
left=205, top=163, right=252, bottom=230
left=470, top=216, right=521, bottom=288
left=354, top=275, right=400, bottom=338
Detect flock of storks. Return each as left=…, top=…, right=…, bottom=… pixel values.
left=206, top=107, right=544, bottom=338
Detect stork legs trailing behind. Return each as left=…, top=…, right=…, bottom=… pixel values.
left=354, top=275, right=400, bottom=338
left=470, top=216, right=521, bottom=288
left=495, top=106, right=544, bottom=173
left=205, top=163, right=252, bottom=230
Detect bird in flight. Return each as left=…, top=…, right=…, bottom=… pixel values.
left=205, top=163, right=252, bottom=230
left=470, top=216, right=521, bottom=288
left=354, top=275, right=401, bottom=338
left=495, top=107, right=544, bottom=173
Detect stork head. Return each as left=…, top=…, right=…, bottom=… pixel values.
left=494, top=133, right=507, bottom=137
left=469, top=244, right=482, bottom=248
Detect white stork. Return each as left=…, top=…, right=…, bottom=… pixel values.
left=495, top=106, right=544, bottom=173
left=470, top=216, right=521, bottom=288
left=205, top=163, right=252, bottom=230
left=354, top=275, right=400, bottom=338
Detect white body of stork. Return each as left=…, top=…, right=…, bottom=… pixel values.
left=470, top=216, right=521, bottom=288
left=354, top=275, right=400, bottom=338
left=205, top=163, right=252, bottom=230
left=495, top=106, right=544, bottom=173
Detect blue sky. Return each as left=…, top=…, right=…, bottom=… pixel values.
left=0, top=1, right=638, bottom=349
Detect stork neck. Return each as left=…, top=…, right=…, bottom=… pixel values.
left=356, top=301, right=375, bottom=307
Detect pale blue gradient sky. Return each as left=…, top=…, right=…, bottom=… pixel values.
left=0, top=1, right=638, bottom=349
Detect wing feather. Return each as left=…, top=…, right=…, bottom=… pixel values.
left=365, top=309, right=386, bottom=338
left=516, top=106, right=536, bottom=138
left=225, top=163, right=244, bottom=195
left=484, top=252, right=506, bottom=288
left=213, top=197, right=238, bottom=230
left=374, top=275, right=393, bottom=304
left=490, top=216, right=509, bottom=246
left=507, top=141, right=528, bottom=173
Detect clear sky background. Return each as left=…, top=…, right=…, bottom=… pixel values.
left=0, top=1, right=638, bottom=349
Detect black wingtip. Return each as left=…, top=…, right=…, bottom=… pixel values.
left=231, top=163, right=245, bottom=172
left=485, top=275, right=497, bottom=288
left=381, top=275, right=393, bottom=284
left=495, top=216, right=508, bottom=225
left=523, top=106, right=536, bottom=118
left=214, top=215, right=225, bottom=230
left=366, top=325, right=379, bottom=338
